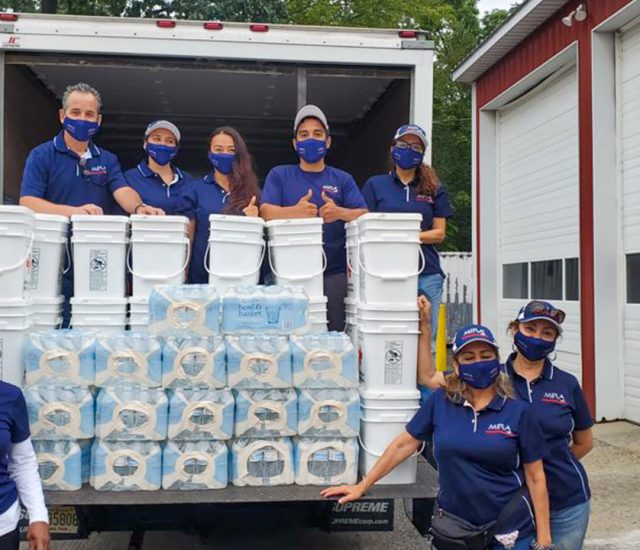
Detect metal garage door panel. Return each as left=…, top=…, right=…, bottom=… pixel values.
left=496, top=67, right=581, bottom=382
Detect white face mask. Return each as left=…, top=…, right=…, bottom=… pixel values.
left=234, top=389, right=297, bottom=438
left=91, top=441, right=162, bottom=491
left=231, top=438, right=294, bottom=487
left=294, top=438, right=358, bottom=486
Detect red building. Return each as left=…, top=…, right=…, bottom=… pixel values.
left=453, top=0, right=640, bottom=421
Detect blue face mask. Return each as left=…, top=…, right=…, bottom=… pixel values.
left=145, top=143, right=177, bottom=166
left=458, top=358, right=501, bottom=389
left=391, top=146, right=424, bottom=170
left=296, top=139, right=328, bottom=164
left=514, top=331, right=556, bottom=361
left=63, top=117, right=100, bottom=142
left=208, top=152, right=236, bottom=175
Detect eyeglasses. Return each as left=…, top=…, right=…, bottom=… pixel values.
left=525, top=301, right=566, bottom=324
left=394, top=141, right=424, bottom=153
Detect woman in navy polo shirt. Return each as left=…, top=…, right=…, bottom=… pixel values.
left=176, top=126, right=260, bottom=284
left=324, top=320, right=554, bottom=550
left=0, top=381, right=49, bottom=550
left=123, top=120, right=192, bottom=214
left=504, top=301, right=593, bottom=550
left=361, top=124, right=453, bottom=340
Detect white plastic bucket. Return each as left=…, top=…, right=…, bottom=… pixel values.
left=209, top=214, right=265, bottom=239
left=71, top=319, right=126, bottom=333
left=128, top=236, right=189, bottom=298
left=358, top=239, right=424, bottom=305
left=358, top=317, right=419, bottom=393
left=71, top=216, right=129, bottom=299
left=360, top=412, right=421, bottom=485
left=0, top=307, right=31, bottom=385
left=31, top=317, right=62, bottom=331
left=266, top=218, right=322, bottom=239
left=32, top=295, right=64, bottom=316
left=345, top=221, right=359, bottom=301
left=70, top=297, right=128, bottom=315
left=130, top=214, right=189, bottom=238
left=0, top=206, right=35, bottom=301
left=268, top=242, right=325, bottom=298
left=70, top=299, right=127, bottom=332
left=358, top=303, right=419, bottom=322
left=128, top=297, right=149, bottom=314
left=360, top=389, right=421, bottom=410
left=206, top=236, right=265, bottom=297
left=357, top=213, right=422, bottom=236
left=25, top=214, right=69, bottom=299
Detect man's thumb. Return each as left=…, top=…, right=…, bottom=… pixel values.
left=303, top=189, right=313, bottom=201
left=322, top=191, right=333, bottom=203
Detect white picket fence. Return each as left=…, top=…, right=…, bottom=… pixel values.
left=440, top=252, right=473, bottom=340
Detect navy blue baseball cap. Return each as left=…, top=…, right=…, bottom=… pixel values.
left=393, top=124, right=428, bottom=149
left=452, top=324, right=499, bottom=354
left=517, top=300, right=565, bottom=332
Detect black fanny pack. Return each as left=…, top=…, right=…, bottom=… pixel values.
left=429, top=487, right=528, bottom=550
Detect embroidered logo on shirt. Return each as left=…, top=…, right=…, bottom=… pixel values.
left=485, top=423, right=515, bottom=437
left=541, top=392, right=567, bottom=405
left=322, top=185, right=339, bottom=194
left=416, top=194, right=434, bottom=203
left=85, top=165, right=108, bottom=177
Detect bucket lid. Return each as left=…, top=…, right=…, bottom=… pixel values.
left=360, top=389, right=421, bottom=401
left=70, top=297, right=128, bottom=306
left=34, top=213, right=69, bottom=224
left=266, top=218, right=323, bottom=229
left=358, top=213, right=422, bottom=223
left=308, top=297, right=328, bottom=305
left=33, top=296, right=65, bottom=305
left=128, top=297, right=150, bottom=305
left=0, top=205, right=34, bottom=217
left=71, top=215, right=129, bottom=223
left=0, top=297, right=34, bottom=307
left=131, top=214, right=189, bottom=224
left=358, top=303, right=418, bottom=313
left=209, top=214, right=265, bottom=227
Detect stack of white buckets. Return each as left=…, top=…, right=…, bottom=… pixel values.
left=206, top=214, right=265, bottom=296
left=346, top=213, right=425, bottom=484
left=128, top=215, right=190, bottom=329
left=266, top=218, right=328, bottom=332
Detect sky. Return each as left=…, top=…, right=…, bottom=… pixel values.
left=478, top=0, right=519, bottom=13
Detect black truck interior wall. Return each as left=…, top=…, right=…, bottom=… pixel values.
left=4, top=53, right=412, bottom=202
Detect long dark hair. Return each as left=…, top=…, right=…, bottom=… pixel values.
left=209, top=126, right=260, bottom=214
left=389, top=141, right=440, bottom=197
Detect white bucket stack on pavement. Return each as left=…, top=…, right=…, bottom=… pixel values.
left=26, top=214, right=69, bottom=329
left=0, top=206, right=35, bottom=385
left=207, top=214, right=265, bottom=297
left=267, top=219, right=327, bottom=331
left=71, top=216, right=129, bottom=331
left=350, top=213, right=424, bottom=485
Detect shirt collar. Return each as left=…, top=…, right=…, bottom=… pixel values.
left=391, top=170, right=417, bottom=187
left=53, top=131, right=100, bottom=158
left=457, top=392, right=507, bottom=412
left=203, top=173, right=230, bottom=197
left=137, top=161, right=184, bottom=183
left=505, top=352, right=554, bottom=381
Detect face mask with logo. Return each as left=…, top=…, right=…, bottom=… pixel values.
left=63, top=117, right=100, bottom=142
left=514, top=331, right=556, bottom=361
left=296, top=139, right=328, bottom=164
left=391, top=146, right=424, bottom=170
left=146, top=143, right=177, bottom=166
left=209, top=153, right=236, bottom=175
left=457, top=358, right=500, bottom=389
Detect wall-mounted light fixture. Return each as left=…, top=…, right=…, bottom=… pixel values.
left=562, top=4, right=588, bottom=27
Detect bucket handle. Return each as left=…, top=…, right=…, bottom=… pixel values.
left=62, top=240, right=72, bottom=274
left=267, top=243, right=327, bottom=281
left=357, top=241, right=425, bottom=281
left=126, top=240, right=190, bottom=281
left=203, top=240, right=266, bottom=278
left=0, top=231, right=35, bottom=276
left=358, top=434, right=425, bottom=458
left=346, top=242, right=359, bottom=275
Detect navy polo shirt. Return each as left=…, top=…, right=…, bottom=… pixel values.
left=175, top=173, right=235, bottom=284
left=261, top=165, right=367, bottom=275
left=505, top=354, right=593, bottom=511
left=361, top=173, right=453, bottom=277
left=123, top=161, right=192, bottom=215
left=20, top=132, right=127, bottom=212
left=407, top=390, right=546, bottom=539
left=0, top=382, right=30, bottom=516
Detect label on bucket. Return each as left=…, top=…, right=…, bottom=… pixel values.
left=89, top=250, right=108, bottom=291
left=384, top=340, right=403, bottom=385
left=25, top=247, right=40, bottom=290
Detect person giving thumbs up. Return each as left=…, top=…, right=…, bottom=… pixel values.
left=243, top=195, right=259, bottom=217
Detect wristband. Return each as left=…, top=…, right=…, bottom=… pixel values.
left=134, top=203, right=147, bottom=214
left=530, top=542, right=556, bottom=550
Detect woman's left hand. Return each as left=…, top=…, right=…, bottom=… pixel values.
left=28, top=521, right=50, bottom=550
left=243, top=196, right=259, bottom=217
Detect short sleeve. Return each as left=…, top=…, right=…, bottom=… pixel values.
left=571, top=379, right=594, bottom=431
left=11, top=391, right=30, bottom=444
left=406, top=391, right=437, bottom=441
left=260, top=168, right=284, bottom=206
left=20, top=149, right=48, bottom=199
left=518, top=406, right=547, bottom=464
left=175, top=181, right=199, bottom=220
left=360, top=179, right=377, bottom=211
left=341, top=175, right=367, bottom=210
left=106, top=154, right=128, bottom=194
left=433, top=184, right=454, bottom=219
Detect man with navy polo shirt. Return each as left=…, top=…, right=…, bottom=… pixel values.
left=260, top=105, right=367, bottom=331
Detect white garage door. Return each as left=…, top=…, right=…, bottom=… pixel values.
left=496, top=66, right=582, bottom=381
left=619, top=21, right=640, bottom=423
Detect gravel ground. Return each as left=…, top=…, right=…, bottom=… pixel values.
left=25, top=421, right=640, bottom=549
